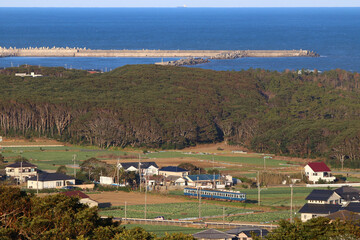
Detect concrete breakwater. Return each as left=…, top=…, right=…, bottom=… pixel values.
left=0, top=47, right=319, bottom=58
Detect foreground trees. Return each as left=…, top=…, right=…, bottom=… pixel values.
left=0, top=186, right=194, bottom=240
left=258, top=217, right=360, bottom=240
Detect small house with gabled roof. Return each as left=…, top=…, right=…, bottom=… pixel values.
left=117, top=162, right=159, bottom=176
left=304, top=162, right=336, bottom=183
left=61, top=190, right=98, bottom=208
left=306, top=189, right=342, bottom=204
left=5, top=162, right=37, bottom=183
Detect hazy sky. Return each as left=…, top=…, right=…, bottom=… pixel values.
left=1, top=0, right=360, bottom=7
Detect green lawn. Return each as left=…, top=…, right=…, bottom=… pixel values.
left=122, top=224, right=200, bottom=237
left=100, top=202, right=252, bottom=220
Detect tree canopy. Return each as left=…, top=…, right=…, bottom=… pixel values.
left=1, top=65, right=360, bottom=167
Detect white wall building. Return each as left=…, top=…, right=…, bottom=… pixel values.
left=27, top=173, right=75, bottom=189
left=5, top=162, right=37, bottom=183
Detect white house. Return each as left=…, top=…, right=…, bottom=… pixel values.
left=304, top=162, right=336, bottom=183
left=117, top=161, right=159, bottom=176
left=5, top=162, right=37, bottom=183
left=27, top=172, right=75, bottom=189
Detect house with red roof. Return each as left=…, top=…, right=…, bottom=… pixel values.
left=61, top=190, right=98, bottom=208
left=304, top=162, right=336, bottom=183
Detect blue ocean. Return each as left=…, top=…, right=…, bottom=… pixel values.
left=0, top=8, right=359, bottom=72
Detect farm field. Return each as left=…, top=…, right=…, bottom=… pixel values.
left=241, top=187, right=316, bottom=207
left=100, top=202, right=254, bottom=220
left=122, top=224, right=201, bottom=237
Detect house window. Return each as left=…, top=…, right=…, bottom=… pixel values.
left=56, top=181, right=62, bottom=187
left=313, top=173, right=317, bottom=176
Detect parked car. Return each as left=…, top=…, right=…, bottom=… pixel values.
left=154, top=216, right=165, bottom=220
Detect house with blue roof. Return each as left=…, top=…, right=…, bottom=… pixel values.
left=159, top=166, right=189, bottom=177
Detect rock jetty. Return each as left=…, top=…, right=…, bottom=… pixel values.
left=155, top=57, right=209, bottom=66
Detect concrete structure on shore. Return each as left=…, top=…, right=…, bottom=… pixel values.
left=0, top=47, right=319, bottom=58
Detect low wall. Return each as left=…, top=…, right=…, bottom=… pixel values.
left=0, top=48, right=317, bottom=58
left=306, top=183, right=360, bottom=188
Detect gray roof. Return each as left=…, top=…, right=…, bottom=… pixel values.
left=6, top=162, right=37, bottom=168
left=193, top=229, right=234, bottom=239
left=299, top=203, right=342, bottom=214
left=335, top=186, right=360, bottom=201
left=326, top=210, right=360, bottom=221
left=28, top=172, right=75, bottom=182
left=305, top=189, right=336, bottom=201
left=343, top=202, right=360, bottom=213
left=119, top=162, right=158, bottom=170
left=159, top=166, right=188, bottom=172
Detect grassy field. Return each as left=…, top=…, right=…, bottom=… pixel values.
left=0, top=146, right=127, bottom=173
left=100, top=202, right=253, bottom=220
left=215, top=210, right=294, bottom=223
left=122, top=224, right=200, bottom=237
left=147, top=151, right=291, bottom=167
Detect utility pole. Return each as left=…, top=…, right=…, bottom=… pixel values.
left=138, top=154, right=141, bottom=192
left=257, top=171, right=261, bottom=206
left=223, top=206, right=225, bottom=229
left=145, top=175, right=147, bottom=219
left=340, top=155, right=345, bottom=171
left=290, top=184, right=293, bottom=223
left=73, top=154, right=77, bottom=178
left=198, top=186, right=201, bottom=220
left=20, top=161, right=23, bottom=184
left=117, top=158, right=120, bottom=190
left=36, top=171, right=39, bottom=195
left=125, top=201, right=127, bottom=221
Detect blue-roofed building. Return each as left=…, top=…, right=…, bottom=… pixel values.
left=159, top=166, right=189, bottom=177
left=185, top=174, right=233, bottom=189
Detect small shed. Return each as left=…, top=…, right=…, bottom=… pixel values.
left=62, top=190, right=98, bottom=208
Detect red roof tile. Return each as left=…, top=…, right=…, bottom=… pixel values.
left=307, top=162, right=331, bottom=172
left=62, top=190, right=89, bottom=199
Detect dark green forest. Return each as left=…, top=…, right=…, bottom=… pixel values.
left=1, top=65, right=360, bottom=167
